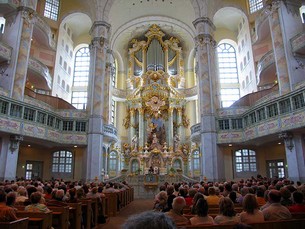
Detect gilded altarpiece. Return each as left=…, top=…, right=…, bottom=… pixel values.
left=122, top=25, right=191, bottom=175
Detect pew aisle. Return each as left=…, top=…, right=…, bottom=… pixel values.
left=99, top=199, right=154, bottom=229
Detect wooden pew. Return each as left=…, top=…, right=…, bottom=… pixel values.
left=16, top=211, right=53, bottom=229
left=79, top=199, right=92, bottom=229
left=104, top=193, right=118, bottom=217
left=88, top=198, right=98, bottom=227
left=48, top=206, right=70, bottom=229
left=67, top=202, right=82, bottom=229
left=0, top=217, right=29, bottom=229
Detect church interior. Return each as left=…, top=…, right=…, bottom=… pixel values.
left=0, top=0, right=305, bottom=193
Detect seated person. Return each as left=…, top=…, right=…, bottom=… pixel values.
left=153, top=191, right=168, bottom=212
left=239, top=194, right=264, bottom=224
left=25, top=192, right=51, bottom=213
left=190, top=198, right=214, bottom=225
left=288, top=191, right=305, bottom=213
left=165, top=196, right=190, bottom=226
left=0, top=189, right=18, bottom=221
left=262, top=190, right=292, bottom=221
left=46, top=189, right=68, bottom=207
left=122, top=211, right=176, bottom=229
left=15, top=186, right=28, bottom=204
left=214, top=197, right=240, bottom=225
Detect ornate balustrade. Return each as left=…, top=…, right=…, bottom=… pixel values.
left=28, top=57, right=52, bottom=89
left=190, top=86, right=305, bottom=144
left=112, top=87, right=127, bottom=100
left=103, top=124, right=118, bottom=142
left=0, top=95, right=118, bottom=145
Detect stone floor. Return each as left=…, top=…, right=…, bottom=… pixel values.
left=98, top=198, right=154, bottom=229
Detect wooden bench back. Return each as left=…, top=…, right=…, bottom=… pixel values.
left=0, top=217, right=29, bottom=229
left=16, top=211, right=53, bottom=229
left=47, top=206, right=69, bottom=229
left=67, top=202, right=82, bottom=229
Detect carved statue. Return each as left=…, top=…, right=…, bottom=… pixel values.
left=174, top=133, right=180, bottom=152
left=123, top=143, right=131, bottom=157
left=131, top=135, right=138, bottom=152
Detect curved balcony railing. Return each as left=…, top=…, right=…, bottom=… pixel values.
left=290, top=31, right=305, bottom=55
left=256, top=50, right=275, bottom=86
left=190, top=123, right=201, bottom=143
left=0, top=41, right=12, bottom=62
left=28, top=57, right=52, bottom=90
left=0, top=0, right=19, bottom=14
left=103, top=124, right=118, bottom=142
left=112, top=87, right=127, bottom=100
left=251, top=6, right=269, bottom=43
left=177, top=86, right=198, bottom=99
left=34, top=14, right=56, bottom=50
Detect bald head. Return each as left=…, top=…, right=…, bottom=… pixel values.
left=172, top=196, right=186, bottom=211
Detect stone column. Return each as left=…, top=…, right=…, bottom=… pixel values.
left=11, top=7, right=36, bottom=100
left=176, top=108, right=183, bottom=138
left=267, top=1, right=291, bottom=95
left=193, top=17, right=223, bottom=181
left=138, top=108, right=144, bottom=152
left=280, top=133, right=305, bottom=182
left=0, top=135, right=23, bottom=181
left=103, top=50, right=113, bottom=124
left=85, top=21, right=110, bottom=181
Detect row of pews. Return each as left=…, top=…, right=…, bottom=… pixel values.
left=0, top=187, right=134, bottom=229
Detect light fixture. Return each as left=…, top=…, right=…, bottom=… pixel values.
left=10, top=135, right=23, bottom=152
left=74, top=145, right=77, bottom=148
left=27, top=145, right=31, bottom=147
left=228, top=144, right=232, bottom=147
left=278, top=132, right=294, bottom=151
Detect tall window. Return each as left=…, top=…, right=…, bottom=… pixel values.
left=192, top=151, right=200, bottom=170
left=109, top=151, right=117, bottom=171
left=249, top=0, right=264, bottom=14
left=217, top=43, right=240, bottom=108
left=235, top=149, right=257, bottom=173
left=52, top=151, right=73, bottom=173
left=72, top=47, right=90, bottom=109
left=44, top=0, right=60, bottom=21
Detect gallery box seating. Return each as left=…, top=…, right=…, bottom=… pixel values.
left=0, top=217, right=29, bottom=229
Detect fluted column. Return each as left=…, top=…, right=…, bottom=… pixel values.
left=86, top=21, right=110, bottom=181
left=130, top=109, right=136, bottom=139
left=193, top=17, right=223, bottom=181
left=138, top=108, right=144, bottom=152
left=103, top=50, right=113, bottom=124
left=168, top=107, right=174, bottom=150
left=177, top=108, right=183, bottom=137
left=267, top=1, right=291, bottom=95
left=142, top=48, right=147, bottom=73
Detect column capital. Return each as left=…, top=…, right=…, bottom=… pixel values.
left=194, top=34, right=217, bottom=49
left=90, top=36, right=108, bottom=50
left=192, top=17, right=216, bottom=31
left=90, top=21, right=111, bottom=38
left=18, top=6, right=36, bottom=25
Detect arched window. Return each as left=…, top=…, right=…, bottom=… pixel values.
left=248, top=0, right=264, bottom=14
left=192, top=150, right=200, bottom=170
left=131, top=159, right=139, bottom=173
left=52, top=150, right=73, bottom=173
left=109, top=151, right=117, bottom=171
left=173, top=159, right=182, bottom=170
left=72, top=47, right=90, bottom=109
left=217, top=42, right=240, bottom=108
left=44, top=0, right=60, bottom=21
left=234, top=149, right=257, bottom=173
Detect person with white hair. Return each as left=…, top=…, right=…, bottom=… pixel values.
left=16, top=186, right=28, bottom=204
left=165, top=196, right=189, bottom=226
left=46, top=189, right=68, bottom=207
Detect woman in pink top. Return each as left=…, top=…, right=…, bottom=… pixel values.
left=240, top=194, right=264, bottom=224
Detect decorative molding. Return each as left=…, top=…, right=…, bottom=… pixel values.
left=194, top=34, right=217, bottom=48
left=192, top=17, right=216, bottom=30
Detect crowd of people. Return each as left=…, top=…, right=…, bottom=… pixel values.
left=0, top=178, right=131, bottom=223
left=141, top=176, right=305, bottom=228
left=0, top=175, right=305, bottom=229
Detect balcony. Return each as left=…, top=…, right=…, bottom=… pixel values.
left=251, top=7, right=270, bottom=44
left=177, top=86, right=198, bottom=100
left=28, top=57, right=52, bottom=90
left=103, top=124, right=119, bottom=143
left=290, top=31, right=305, bottom=56
left=112, top=87, right=127, bottom=100
left=0, top=0, right=18, bottom=15
left=0, top=41, right=12, bottom=64
left=256, top=50, right=276, bottom=87
left=33, top=14, right=56, bottom=50
left=190, top=123, right=201, bottom=143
